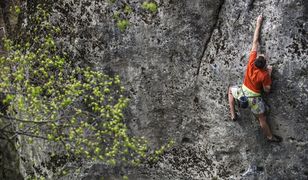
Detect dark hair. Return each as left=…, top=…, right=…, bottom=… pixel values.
left=254, top=56, right=266, bottom=69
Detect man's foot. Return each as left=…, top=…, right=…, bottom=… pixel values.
left=267, top=134, right=282, bottom=143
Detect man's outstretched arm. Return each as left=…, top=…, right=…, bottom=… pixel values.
left=251, top=15, right=263, bottom=52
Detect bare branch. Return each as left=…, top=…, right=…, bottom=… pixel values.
left=0, top=122, right=12, bottom=131
left=2, top=129, right=48, bottom=140
left=0, top=114, right=52, bottom=124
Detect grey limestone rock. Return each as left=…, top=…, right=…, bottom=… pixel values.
left=1, top=0, right=307, bottom=179
left=54, top=0, right=308, bottom=179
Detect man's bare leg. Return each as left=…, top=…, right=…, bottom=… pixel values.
left=258, top=113, right=273, bottom=139
left=228, top=87, right=236, bottom=120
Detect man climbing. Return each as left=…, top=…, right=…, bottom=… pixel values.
left=228, top=15, right=282, bottom=142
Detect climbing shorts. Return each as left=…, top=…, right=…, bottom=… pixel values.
left=230, top=85, right=265, bottom=114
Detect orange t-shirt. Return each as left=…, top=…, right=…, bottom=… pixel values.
left=243, top=51, right=272, bottom=93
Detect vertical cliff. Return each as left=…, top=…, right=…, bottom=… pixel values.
left=196, top=0, right=307, bottom=179
left=1, top=0, right=307, bottom=179
left=52, top=0, right=307, bottom=179
left=61, top=0, right=306, bottom=179
left=53, top=0, right=225, bottom=147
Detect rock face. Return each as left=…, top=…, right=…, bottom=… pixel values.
left=0, top=139, right=23, bottom=180
left=0, top=2, right=23, bottom=179
left=2, top=0, right=307, bottom=179
left=54, top=0, right=224, bottom=151
left=51, top=0, right=307, bottom=179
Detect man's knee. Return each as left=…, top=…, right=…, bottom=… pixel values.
left=228, top=87, right=233, bottom=95
left=228, top=88, right=235, bottom=101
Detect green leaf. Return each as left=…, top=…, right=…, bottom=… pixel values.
left=3, top=94, right=15, bottom=104
left=117, top=19, right=129, bottom=32
left=61, top=98, right=72, bottom=107
left=142, top=2, right=158, bottom=13
left=124, top=5, right=133, bottom=14
left=15, top=6, right=21, bottom=14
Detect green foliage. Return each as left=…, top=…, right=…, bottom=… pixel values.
left=0, top=4, right=171, bottom=176
left=10, top=5, right=21, bottom=15
left=113, top=11, right=120, bottom=20
left=26, top=176, right=46, bottom=180
left=109, top=0, right=159, bottom=31
left=142, top=2, right=158, bottom=13
left=148, top=139, right=175, bottom=162
left=124, top=5, right=133, bottom=14
left=117, top=19, right=129, bottom=32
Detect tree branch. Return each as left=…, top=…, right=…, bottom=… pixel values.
left=0, top=114, right=52, bottom=124
left=2, top=129, right=48, bottom=140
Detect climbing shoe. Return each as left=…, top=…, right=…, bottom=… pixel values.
left=267, top=134, right=282, bottom=143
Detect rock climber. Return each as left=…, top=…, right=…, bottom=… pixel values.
left=228, top=15, right=282, bottom=142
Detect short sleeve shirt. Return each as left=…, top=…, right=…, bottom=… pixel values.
left=243, top=51, right=272, bottom=93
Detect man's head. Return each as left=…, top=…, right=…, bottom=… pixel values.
left=254, top=55, right=267, bottom=69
